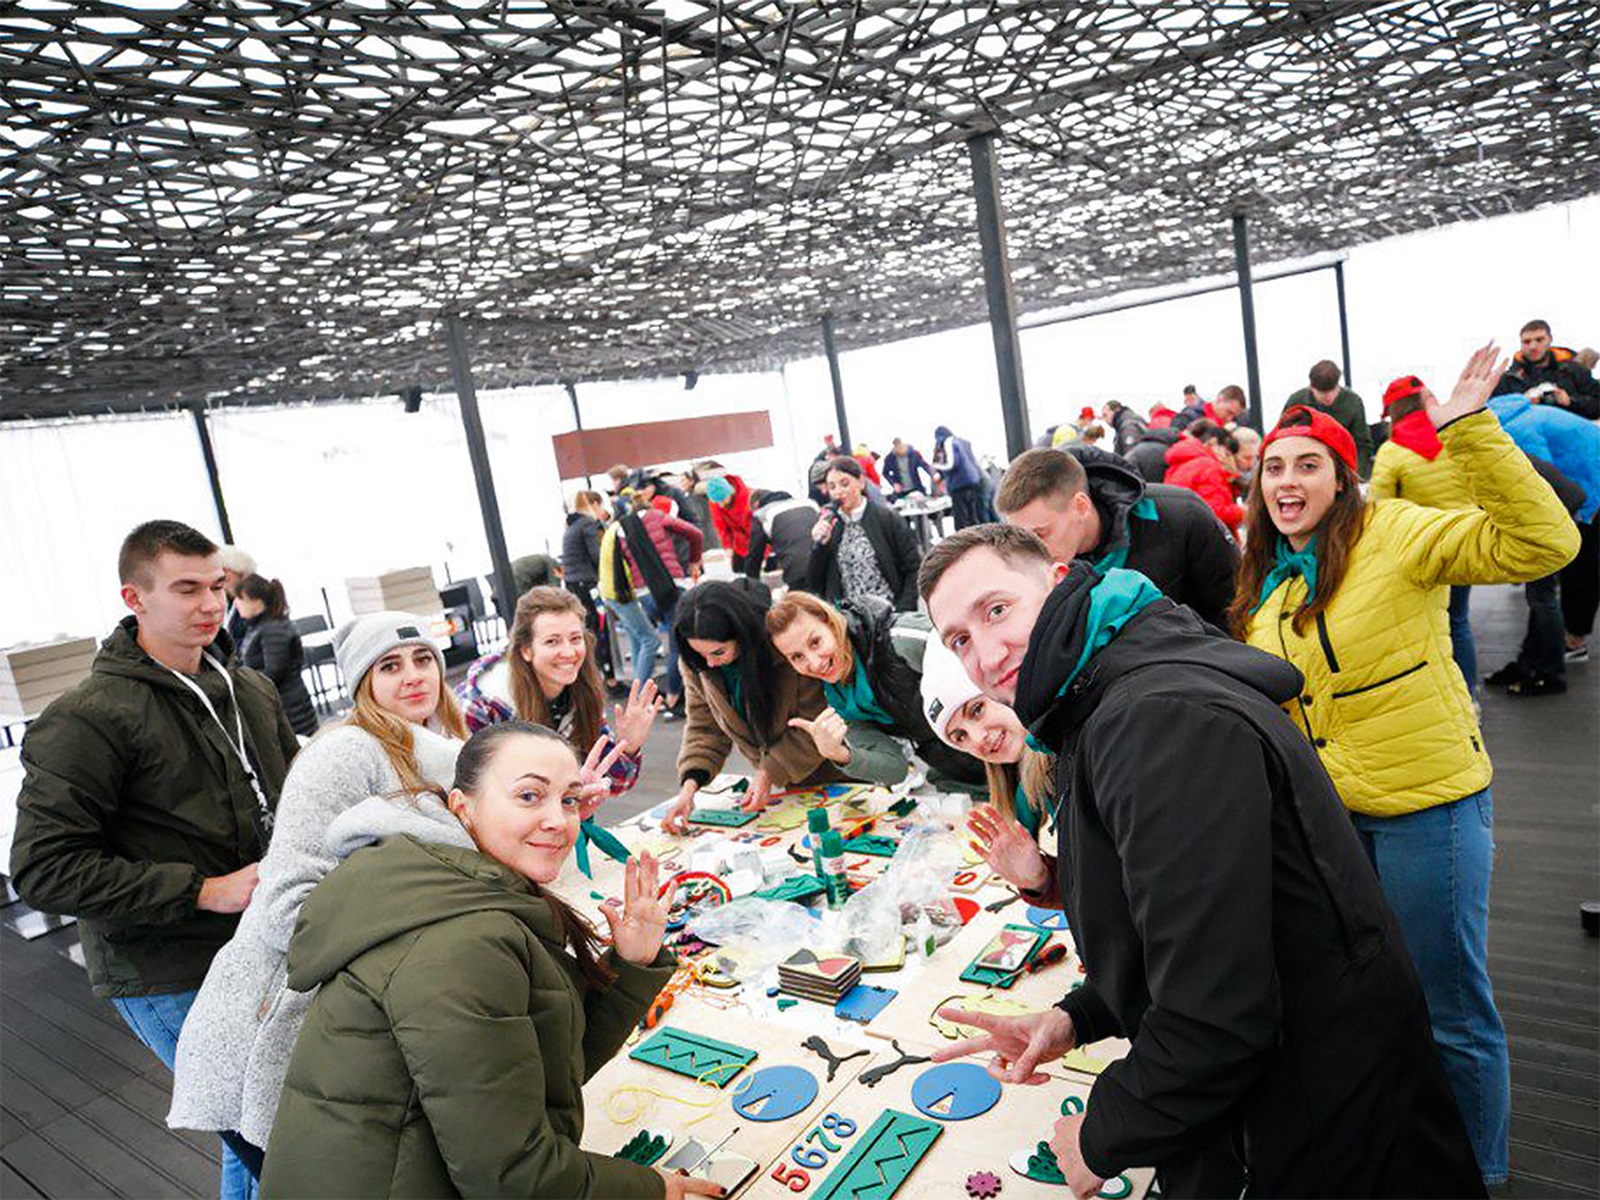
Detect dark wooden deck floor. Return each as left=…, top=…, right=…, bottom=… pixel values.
left=1, top=584, right=1595, bottom=1197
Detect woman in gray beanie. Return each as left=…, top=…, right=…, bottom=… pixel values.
left=169, top=612, right=468, bottom=1193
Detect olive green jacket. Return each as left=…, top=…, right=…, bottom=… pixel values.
left=261, top=835, right=674, bottom=1199
left=10, top=618, right=298, bottom=997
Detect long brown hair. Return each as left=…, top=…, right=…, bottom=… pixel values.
left=983, top=749, right=1056, bottom=826
left=429, top=720, right=615, bottom=988
left=507, top=587, right=604, bottom=754
left=343, top=662, right=468, bottom=793
left=1229, top=441, right=1367, bottom=639
left=765, top=592, right=855, bottom=680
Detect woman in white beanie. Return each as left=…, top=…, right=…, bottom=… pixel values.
left=169, top=611, right=468, bottom=1193
left=920, top=638, right=1060, bottom=907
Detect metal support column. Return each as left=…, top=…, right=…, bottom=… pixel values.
left=444, top=315, right=517, bottom=622
left=820, top=313, right=851, bottom=452
left=1334, top=259, right=1353, bottom=387
left=188, top=401, right=234, bottom=544
left=967, top=130, right=1031, bottom=457
left=565, top=380, right=594, bottom=487
left=1231, top=211, right=1264, bottom=430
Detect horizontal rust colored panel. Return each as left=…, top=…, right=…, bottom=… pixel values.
left=553, top=409, right=774, bottom=479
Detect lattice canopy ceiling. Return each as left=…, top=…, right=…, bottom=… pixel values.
left=3, top=1, right=1597, bottom=420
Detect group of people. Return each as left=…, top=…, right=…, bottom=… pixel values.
left=6, top=327, right=1595, bottom=1197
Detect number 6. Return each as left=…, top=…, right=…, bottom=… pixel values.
left=792, top=1146, right=828, bottom=1169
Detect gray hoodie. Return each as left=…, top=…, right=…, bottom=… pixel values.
left=168, top=723, right=465, bottom=1147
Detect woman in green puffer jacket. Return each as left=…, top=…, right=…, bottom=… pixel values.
left=260, top=722, right=724, bottom=1200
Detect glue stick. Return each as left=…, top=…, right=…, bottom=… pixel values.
left=820, top=830, right=848, bottom=910
left=806, top=807, right=831, bottom=878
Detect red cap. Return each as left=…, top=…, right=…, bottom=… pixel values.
left=1078, top=406, right=1096, bottom=421
left=1383, top=375, right=1425, bottom=410
left=1263, top=405, right=1358, bottom=473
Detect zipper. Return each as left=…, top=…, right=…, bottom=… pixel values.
left=1331, top=660, right=1427, bottom=699
left=1314, top=612, right=1340, bottom=674
left=1276, top=602, right=1317, bottom=743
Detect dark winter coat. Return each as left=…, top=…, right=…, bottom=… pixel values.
left=1064, top=446, right=1239, bottom=630
left=1014, top=566, right=1484, bottom=1198
left=882, top=446, right=935, bottom=495
left=749, top=492, right=820, bottom=588
left=238, top=615, right=318, bottom=738
left=1491, top=345, right=1600, bottom=420
left=561, top=512, right=604, bottom=585
left=261, top=836, right=673, bottom=1199
left=10, top=619, right=299, bottom=997
left=1107, top=408, right=1148, bottom=455
left=837, top=597, right=985, bottom=789
left=512, top=554, right=562, bottom=595
left=806, top=501, right=922, bottom=612
left=1124, top=426, right=1181, bottom=484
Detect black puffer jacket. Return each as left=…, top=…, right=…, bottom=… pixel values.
left=1107, top=408, right=1148, bottom=455
left=749, top=491, right=819, bottom=588
left=238, top=615, right=318, bottom=737
left=1123, top=426, right=1181, bottom=484
left=1014, top=565, right=1483, bottom=1198
left=561, top=512, right=603, bottom=586
left=1064, top=446, right=1238, bottom=630
left=1491, top=345, right=1600, bottom=420
left=806, top=501, right=921, bottom=612
left=837, top=597, right=984, bottom=789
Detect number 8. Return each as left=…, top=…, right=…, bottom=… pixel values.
left=821, top=1113, right=856, bottom=1137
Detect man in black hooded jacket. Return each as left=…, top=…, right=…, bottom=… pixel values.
left=995, top=445, right=1238, bottom=629
left=919, top=525, right=1483, bottom=1199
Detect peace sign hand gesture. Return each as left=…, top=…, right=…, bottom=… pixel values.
left=576, top=737, right=625, bottom=821
left=788, top=706, right=851, bottom=764
left=600, top=852, right=668, bottom=966
left=928, top=1004, right=1075, bottom=1084
left=1428, top=342, right=1508, bottom=428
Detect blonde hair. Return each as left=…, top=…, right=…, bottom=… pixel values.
left=572, top=489, right=608, bottom=519
left=765, top=592, right=855, bottom=680
left=344, top=665, right=468, bottom=792
left=507, top=587, right=603, bottom=754
left=983, top=748, right=1056, bottom=826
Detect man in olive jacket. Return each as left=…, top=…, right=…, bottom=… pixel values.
left=11, top=521, right=298, bottom=1056
left=1285, top=359, right=1375, bottom=478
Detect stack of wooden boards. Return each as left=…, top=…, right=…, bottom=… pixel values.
left=343, top=566, right=442, bottom=616
left=0, top=636, right=96, bottom=720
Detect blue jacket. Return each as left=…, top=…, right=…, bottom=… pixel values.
left=1488, top=394, right=1600, bottom=522
left=933, top=427, right=982, bottom=490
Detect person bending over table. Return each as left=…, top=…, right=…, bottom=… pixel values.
left=662, top=579, right=842, bottom=834
left=765, top=591, right=983, bottom=793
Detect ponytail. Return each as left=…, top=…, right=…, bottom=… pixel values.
left=238, top=573, right=291, bottom=620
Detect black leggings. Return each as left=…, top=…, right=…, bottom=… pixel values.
left=1561, top=518, right=1598, bottom=639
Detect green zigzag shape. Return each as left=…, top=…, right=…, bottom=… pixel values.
left=813, top=1109, right=943, bottom=1200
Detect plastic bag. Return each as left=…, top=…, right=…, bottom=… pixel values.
left=684, top=897, right=820, bottom=978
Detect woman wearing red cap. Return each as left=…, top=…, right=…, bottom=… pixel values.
left=1370, top=374, right=1481, bottom=697
left=1228, top=345, right=1579, bottom=1188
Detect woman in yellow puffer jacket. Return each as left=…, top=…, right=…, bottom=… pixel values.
left=1370, top=373, right=1483, bottom=698
left=1229, top=345, right=1580, bottom=1189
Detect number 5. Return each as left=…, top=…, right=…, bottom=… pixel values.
left=770, top=1162, right=810, bottom=1191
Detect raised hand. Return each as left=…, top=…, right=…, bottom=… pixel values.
left=968, top=804, right=1050, bottom=893
left=788, top=707, right=851, bottom=764
left=600, top=852, right=668, bottom=966
left=1049, top=1112, right=1105, bottom=1199
left=1428, top=342, right=1508, bottom=428
left=576, top=737, right=626, bottom=821
left=928, top=1005, right=1075, bottom=1084
left=612, top=679, right=664, bottom=754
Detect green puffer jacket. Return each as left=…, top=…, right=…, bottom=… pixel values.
left=261, top=835, right=674, bottom=1199
left=10, top=618, right=298, bottom=997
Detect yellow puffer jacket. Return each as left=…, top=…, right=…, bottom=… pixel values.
left=1245, top=412, right=1579, bottom=817
left=1369, top=438, right=1475, bottom=511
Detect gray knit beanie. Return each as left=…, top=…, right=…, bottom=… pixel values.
left=333, top=611, right=442, bottom=692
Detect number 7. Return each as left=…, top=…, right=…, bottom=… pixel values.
left=805, top=1128, right=842, bottom=1153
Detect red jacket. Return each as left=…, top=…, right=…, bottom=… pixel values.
left=854, top=453, right=882, bottom=485
left=623, top=507, right=703, bottom=580
left=1164, top=439, right=1243, bottom=533
left=1148, top=404, right=1177, bottom=430
left=709, top=474, right=754, bottom=558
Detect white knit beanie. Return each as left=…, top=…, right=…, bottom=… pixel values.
left=920, top=637, right=984, bottom=746
left=333, top=611, right=442, bottom=692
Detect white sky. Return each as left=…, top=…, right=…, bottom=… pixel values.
left=3, top=194, right=1597, bottom=648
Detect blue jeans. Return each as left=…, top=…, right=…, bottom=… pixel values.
left=112, top=990, right=259, bottom=1200
left=603, top=597, right=661, bottom=687
left=641, top=588, right=683, bottom=700
left=1352, top=790, right=1509, bottom=1185
left=1448, top=586, right=1477, bottom=699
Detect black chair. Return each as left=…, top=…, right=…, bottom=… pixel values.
left=293, top=614, right=344, bottom=712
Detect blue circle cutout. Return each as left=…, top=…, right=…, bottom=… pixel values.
left=731, top=1065, right=819, bottom=1122
left=910, top=1062, right=1002, bottom=1121
left=1024, top=905, right=1070, bottom=931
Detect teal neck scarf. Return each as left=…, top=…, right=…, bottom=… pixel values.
left=1253, top=535, right=1319, bottom=613
left=1092, top=495, right=1158, bottom=573
left=824, top=661, right=893, bottom=728
left=1012, top=780, right=1042, bottom=837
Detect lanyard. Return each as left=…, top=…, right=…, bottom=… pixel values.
left=165, top=652, right=274, bottom=830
